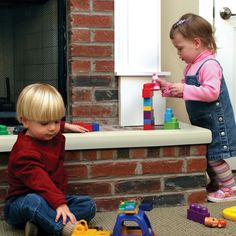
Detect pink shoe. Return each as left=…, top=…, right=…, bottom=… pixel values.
left=207, top=187, right=236, bottom=202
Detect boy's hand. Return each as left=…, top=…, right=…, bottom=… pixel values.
left=64, top=123, right=89, bottom=133
left=55, top=204, right=76, bottom=225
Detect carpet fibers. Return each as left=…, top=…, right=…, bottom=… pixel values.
left=1, top=201, right=236, bottom=236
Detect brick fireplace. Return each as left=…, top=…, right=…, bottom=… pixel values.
left=0, top=0, right=116, bottom=126
left=68, top=0, right=117, bottom=125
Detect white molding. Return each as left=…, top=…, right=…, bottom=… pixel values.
left=115, top=0, right=161, bottom=76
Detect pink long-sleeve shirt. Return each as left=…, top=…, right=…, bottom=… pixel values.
left=165, top=50, right=222, bottom=102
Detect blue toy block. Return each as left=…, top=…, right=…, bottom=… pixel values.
left=144, top=119, right=153, bottom=124
left=139, top=201, right=153, bottom=211
left=143, top=98, right=153, bottom=106
left=164, top=107, right=173, bottom=122
left=92, top=122, right=100, bottom=131
left=187, top=203, right=210, bottom=224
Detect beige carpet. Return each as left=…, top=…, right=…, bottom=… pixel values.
left=1, top=201, right=236, bottom=236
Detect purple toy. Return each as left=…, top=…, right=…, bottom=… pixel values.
left=187, top=203, right=210, bottom=224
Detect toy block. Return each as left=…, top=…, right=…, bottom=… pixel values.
left=13, top=125, right=24, bottom=134
left=164, top=107, right=173, bottom=122
left=118, top=201, right=138, bottom=214
left=144, top=124, right=155, bottom=130
left=142, top=88, right=154, bottom=98
left=92, top=122, right=100, bottom=131
left=73, top=122, right=100, bottom=132
left=75, top=122, right=93, bottom=131
left=139, top=201, right=153, bottom=211
left=143, top=106, right=152, bottom=111
left=143, top=83, right=154, bottom=90
left=144, top=119, right=154, bottom=124
left=187, top=203, right=210, bottom=224
left=144, top=119, right=153, bottom=124
left=164, top=117, right=179, bottom=129
left=0, top=125, right=8, bottom=135
left=144, top=110, right=154, bottom=120
left=143, top=98, right=153, bottom=106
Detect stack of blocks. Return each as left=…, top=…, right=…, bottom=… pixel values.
left=164, top=108, right=179, bottom=129
left=142, top=83, right=155, bottom=130
left=142, top=80, right=179, bottom=130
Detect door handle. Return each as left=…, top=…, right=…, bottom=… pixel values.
left=220, top=7, right=236, bottom=20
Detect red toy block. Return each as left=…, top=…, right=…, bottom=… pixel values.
left=73, top=122, right=93, bottom=132
left=143, top=83, right=154, bottom=89
left=142, top=89, right=153, bottom=98
left=144, top=124, right=154, bottom=130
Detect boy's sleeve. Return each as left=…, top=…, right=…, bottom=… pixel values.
left=60, top=121, right=65, bottom=132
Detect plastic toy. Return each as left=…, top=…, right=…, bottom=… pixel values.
left=187, top=203, right=227, bottom=228
left=139, top=201, right=153, bottom=211
left=118, top=200, right=138, bottom=214
left=113, top=200, right=155, bottom=236
left=142, top=75, right=161, bottom=130
left=204, top=217, right=227, bottom=228
left=73, top=122, right=100, bottom=132
left=0, top=124, right=8, bottom=135
left=142, top=75, right=179, bottom=130
left=223, top=206, right=236, bottom=221
left=71, top=219, right=111, bottom=236
left=187, top=203, right=210, bottom=224
left=163, top=108, right=179, bottom=130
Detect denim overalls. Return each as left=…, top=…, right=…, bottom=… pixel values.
left=185, top=59, right=236, bottom=161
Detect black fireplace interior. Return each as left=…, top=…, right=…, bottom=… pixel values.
left=0, top=0, right=66, bottom=126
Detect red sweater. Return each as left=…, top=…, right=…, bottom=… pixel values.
left=6, top=123, right=68, bottom=209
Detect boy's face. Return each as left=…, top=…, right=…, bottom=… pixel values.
left=171, top=31, right=202, bottom=64
left=21, top=118, right=61, bottom=141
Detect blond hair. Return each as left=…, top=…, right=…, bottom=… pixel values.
left=170, top=13, right=217, bottom=53
left=16, top=83, right=65, bottom=123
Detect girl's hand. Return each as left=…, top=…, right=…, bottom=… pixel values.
left=156, top=78, right=168, bottom=87
left=55, top=204, right=76, bottom=225
left=170, top=83, right=184, bottom=97
left=64, top=123, right=89, bottom=133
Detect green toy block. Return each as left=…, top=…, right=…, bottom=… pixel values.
left=164, top=117, right=179, bottom=129
left=0, top=125, right=8, bottom=135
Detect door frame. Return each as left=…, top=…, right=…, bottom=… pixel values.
left=199, top=0, right=213, bottom=25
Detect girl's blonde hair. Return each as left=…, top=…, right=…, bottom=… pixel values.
left=170, top=13, right=217, bottom=53
left=16, top=83, right=65, bottom=123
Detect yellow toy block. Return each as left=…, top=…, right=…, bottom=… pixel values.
left=143, top=106, right=152, bottom=111
left=223, top=206, right=236, bottom=221
left=72, top=220, right=111, bottom=236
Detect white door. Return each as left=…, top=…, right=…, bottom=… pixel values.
left=200, top=0, right=236, bottom=169
left=214, top=1, right=236, bottom=114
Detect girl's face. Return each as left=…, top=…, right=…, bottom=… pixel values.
left=21, top=118, right=61, bottom=141
left=171, top=31, right=203, bottom=64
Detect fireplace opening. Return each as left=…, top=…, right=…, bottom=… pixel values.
left=0, top=0, right=67, bottom=126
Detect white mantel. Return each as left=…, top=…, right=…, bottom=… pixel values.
left=1, top=123, right=211, bottom=152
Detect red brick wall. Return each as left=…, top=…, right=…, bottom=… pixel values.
left=68, top=0, right=117, bottom=125
left=0, top=144, right=208, bottom=219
